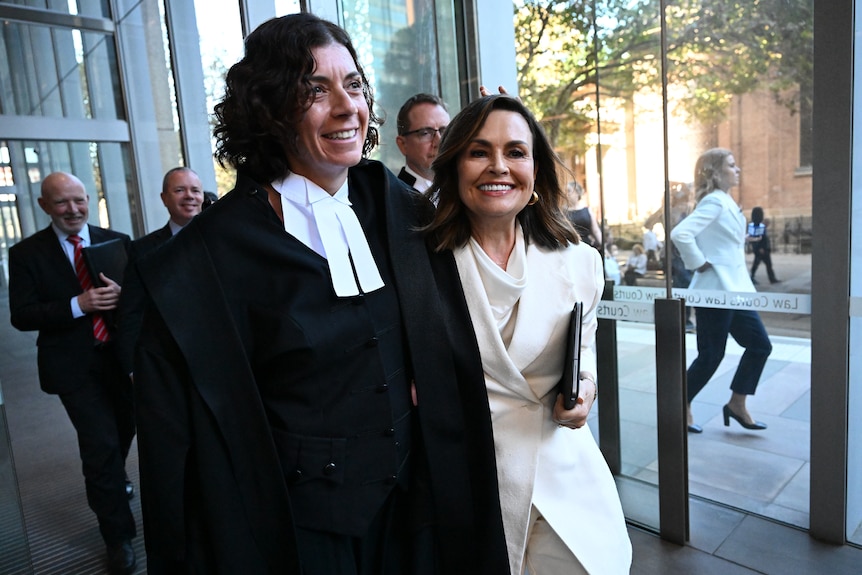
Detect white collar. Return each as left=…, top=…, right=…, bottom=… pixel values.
left=52, top=223, right=91, bottom=245
left=467, top=226, right=527, bottom=343
left=276, top=172, right=350, bottom=207
left=403, top=165, right=433, bottom=192
left=271, top=173, right=384, bottom=297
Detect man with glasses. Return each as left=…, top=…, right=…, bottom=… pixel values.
left=395, top=93, right=450, bottom=192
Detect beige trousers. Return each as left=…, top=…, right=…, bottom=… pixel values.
left=523, top=505, right=589, bottom=575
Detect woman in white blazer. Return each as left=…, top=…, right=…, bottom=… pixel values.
left=670, top=148, right=772, bottom=433
left=424, top=95, right=631, bottom=575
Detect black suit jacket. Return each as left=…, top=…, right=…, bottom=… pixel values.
left=397, top=166, right=418, bottom=190
left=9, top=225, right=131, bottom=395
left=131, top=223, right=173, bottom=258
left=115, top=223, right=173, bottom=374
left=134, top=161, right=508, bottom=574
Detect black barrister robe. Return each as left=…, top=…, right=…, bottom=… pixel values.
left=133, top=160, right=508, bottom=574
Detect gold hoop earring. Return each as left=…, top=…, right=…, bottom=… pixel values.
left=528, top=191, right=539, bottom=206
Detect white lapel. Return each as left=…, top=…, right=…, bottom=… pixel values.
left=454, top=244, right=537, bottom=401
left=454, top=241, right=575, bottom=402
left=506, top=244, right=571, bottom=374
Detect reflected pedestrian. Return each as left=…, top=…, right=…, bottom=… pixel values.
left=623, top=244, right=647, bottom=285
left=671, top=148, right=772, bottom=433
left=748, top=206, right=779, bottom=284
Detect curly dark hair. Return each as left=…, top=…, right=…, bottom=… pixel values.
left=213, top=14, right=382, bottom=183
left=423, top=94, right=578, bottom=251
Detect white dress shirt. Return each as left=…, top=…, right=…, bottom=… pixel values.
left=51, top=223, right=90, bottom=318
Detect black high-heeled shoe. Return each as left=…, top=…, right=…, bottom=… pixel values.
left=723, top=404, right=767, bottom=430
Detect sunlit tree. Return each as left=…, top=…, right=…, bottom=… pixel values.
left=515, top=0, right=813, bottom=150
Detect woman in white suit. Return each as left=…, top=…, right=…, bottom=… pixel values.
left=424, top=94, right=631, bottom=575
left=670, top=148, right=772, bottom=433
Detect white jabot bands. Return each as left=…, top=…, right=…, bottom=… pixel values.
left=273, top=174, right=384, bottom=297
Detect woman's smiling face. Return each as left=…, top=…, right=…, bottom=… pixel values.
left=289, top=42, right=369, bottom=193
left=457, top=110, right=536, bottom=227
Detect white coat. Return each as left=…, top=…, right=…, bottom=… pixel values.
left=670, top=189, right=756, bottom=293
left=454, top=234, right=632, bottom=575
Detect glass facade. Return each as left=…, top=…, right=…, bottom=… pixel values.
left=340, top=0, right=460, bottom=171
left=0, top=21, right=122, bottom=119
left=4, top=0, right=111, bottom=18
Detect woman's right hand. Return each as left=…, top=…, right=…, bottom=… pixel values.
left=696, top=262, right=713, bottom=273
left=552, top=378, right=598, bottom=429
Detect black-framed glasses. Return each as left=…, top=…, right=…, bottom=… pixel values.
left=402, top=126, right=447, bottom=142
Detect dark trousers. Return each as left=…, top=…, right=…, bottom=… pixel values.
left=687, top=307, right=772, bottom=401
left=623, top=269, right=643, bottom=286
left=59, top=345, right=136, bottom=545
left=671, top=250, right=693, bottom=326
left=751, top=249, right=777, bottom=282
left=294, top=488, right=414, bottom=575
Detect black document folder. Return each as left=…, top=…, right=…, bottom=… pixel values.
left=82, top=238, right=128, bottom=287
left=558, top=301, right=583, bottom=410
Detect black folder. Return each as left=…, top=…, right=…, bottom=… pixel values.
left=82, top=238, right=128, bottom=287
left=558, top=301, right=583, bottom=410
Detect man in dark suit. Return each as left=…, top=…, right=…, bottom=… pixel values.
left=132, top=166, right=204, bottom=256
left=395, top=93, right=450, bottom=193
left=8, top=171, right=136, bottom=574
left=116, top=167, right=203, bottom=375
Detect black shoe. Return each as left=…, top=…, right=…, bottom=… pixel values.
left=769, top=278, right=781, bottom=284
left=722, top=404, right=767, bottom=430
left=125, top=480, right=134, bottom=500
left=687, top=423, right=703, bottom=433
left=107, top=540, right=136, bottom=575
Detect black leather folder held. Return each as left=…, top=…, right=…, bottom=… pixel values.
left=82, top=238, right=128, bottom=287
left=558, top=301, right=583, bottom=410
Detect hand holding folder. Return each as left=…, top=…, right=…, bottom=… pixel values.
left=82, top=238, right=128, bottom=287
left=558, top=302, right=583, bottom=410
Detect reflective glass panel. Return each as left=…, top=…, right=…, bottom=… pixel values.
left=340, top=0, right=459, bottom=172
left=2, top=0, right=111, bottom=18
left=665, top=0, right=813, bottom=530
left=515, top=0, right=813, bottom=532
left=193, top=0, right=245, bottom=196
left=848, top=0, right=862, bottom=546
left=0, top=21, right=123, bottom=120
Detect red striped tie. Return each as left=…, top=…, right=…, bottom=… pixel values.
left=67, top=235, right=110, bottom=343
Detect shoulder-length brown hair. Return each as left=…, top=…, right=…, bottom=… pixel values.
left=693, top=147, right=733, bottom=203
left=213, top=13, right=381, bottom=183
left=423, top=95, right=578, bottom=252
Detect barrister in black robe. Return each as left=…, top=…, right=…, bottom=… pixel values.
left=132, top=13, right=507, bottom=575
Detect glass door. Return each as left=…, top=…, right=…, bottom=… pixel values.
left=514, top=0, right=814, bottom=536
